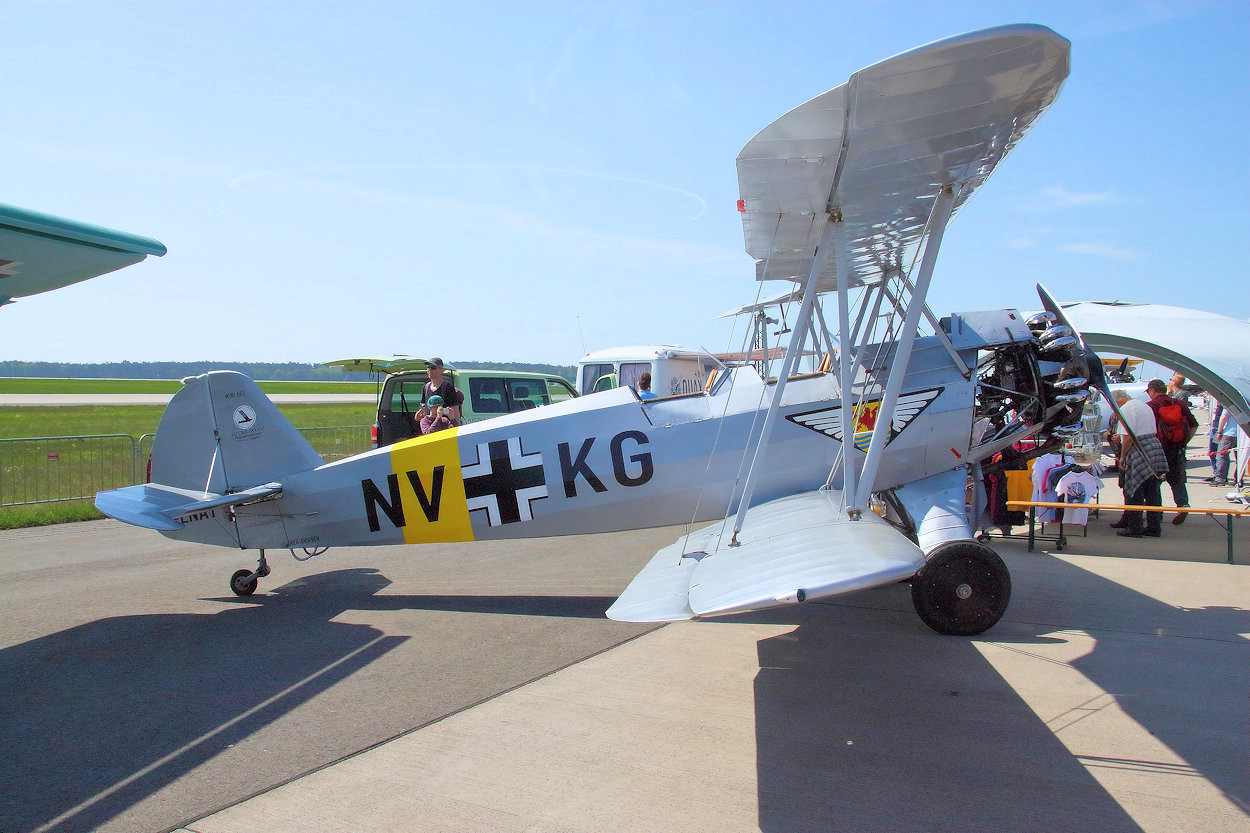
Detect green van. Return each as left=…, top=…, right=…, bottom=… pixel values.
left=327, top=357, right=578, bottom=448
left=375, top=365, right=576, bottom=448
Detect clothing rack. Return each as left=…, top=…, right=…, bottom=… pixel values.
left=978, top=451, right=1098, bottom=551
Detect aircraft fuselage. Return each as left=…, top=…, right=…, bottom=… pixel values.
left=164, top=332, right=983, bottom=551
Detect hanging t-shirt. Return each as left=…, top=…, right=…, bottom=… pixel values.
left=1055, top=470, right=1100, bottom=526
left=1030, top=452, right=1067, bottom=522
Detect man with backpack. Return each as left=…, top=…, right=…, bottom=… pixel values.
left=1146, top=378, right=1199, bottom=524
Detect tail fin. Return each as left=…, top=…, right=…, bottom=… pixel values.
left=151, top=371, right=323, bottom=492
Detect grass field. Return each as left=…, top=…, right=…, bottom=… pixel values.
left=0, top=402, right=375, bottom=439
left=0, top=401, right=375, bottom=529
left=0, top=378, right=376, bottom=394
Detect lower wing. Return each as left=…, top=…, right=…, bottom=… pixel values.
left=607, top=490, right=925, bottom=622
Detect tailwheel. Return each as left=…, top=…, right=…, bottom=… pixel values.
left=230, top=569, right=258, bottom=597
left=911, top=541, right=1011, bottom=635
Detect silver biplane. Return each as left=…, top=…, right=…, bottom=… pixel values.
left=98, top=24, right=1108, bottom=635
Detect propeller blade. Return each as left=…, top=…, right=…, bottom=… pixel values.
left=1035, top=283, right=1146, bottom=460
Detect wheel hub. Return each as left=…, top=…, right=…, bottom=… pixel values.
left=955, top=583, right=973, bottom=600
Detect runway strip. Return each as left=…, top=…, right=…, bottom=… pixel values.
left=0, top=393, right=375, bottom=406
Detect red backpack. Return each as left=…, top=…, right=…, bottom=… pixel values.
left=1151, top=399, right=1188, bottom=445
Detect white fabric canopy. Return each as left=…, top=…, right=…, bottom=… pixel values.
left=1062, top=301, right=1250, bottom=428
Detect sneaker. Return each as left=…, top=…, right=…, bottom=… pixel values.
left=1212, top=480, right=1228, bottom=486
left=1203, top=476, right=1217, bottom=483
left=1173, top=507, right=1188, bottom=525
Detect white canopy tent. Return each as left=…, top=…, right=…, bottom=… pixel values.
left=1062, top=301, right=1250, bottom=429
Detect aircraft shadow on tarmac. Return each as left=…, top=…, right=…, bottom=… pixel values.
left=208, top=590, right=623, bottom=619
left=3, top=554, right=1245, bottom=833
left=0, top=569, right=409, bottom=833
left=0, top=566, right=649, bottom=833
left=745, top=554, right=1249, bottom=833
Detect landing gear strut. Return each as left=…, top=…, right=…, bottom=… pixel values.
left=229, top=550, right=271, bottom=597
left=911, top=540, right=1011, bottom=635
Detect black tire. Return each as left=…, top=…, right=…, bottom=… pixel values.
left=911, top=541, right=1011, bottom=635
left=230, top=568, right=258, bottom=597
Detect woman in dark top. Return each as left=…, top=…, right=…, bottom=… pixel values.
left=422, top=357, right=462, bottom=425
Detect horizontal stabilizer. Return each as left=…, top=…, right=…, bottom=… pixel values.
left=95, top=482, right=282, bottom=531
left=607, top=490, right=925, bottom=622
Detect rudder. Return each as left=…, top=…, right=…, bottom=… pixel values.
left=151, top=371, right=324, bottom=492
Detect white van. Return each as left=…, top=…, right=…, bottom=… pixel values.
left=576, top=346, right=720, bottom=398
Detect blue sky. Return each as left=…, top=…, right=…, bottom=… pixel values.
left=2, top=0, right=1247, bottom=366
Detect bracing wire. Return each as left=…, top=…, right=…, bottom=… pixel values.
left=722, top=214, right=817, bottom=524
left=682, top=212, right=789, bottom=556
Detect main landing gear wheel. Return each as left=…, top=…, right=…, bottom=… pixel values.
left=230, top=569, right=258, bottom=597
left=229, top=550, right=271, bottom=597
left=911, top=541, right=1011, bottom=636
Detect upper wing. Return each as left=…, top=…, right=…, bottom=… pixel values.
left=717, top=286, right=804, bottom=319
left=737, top=24, right=1070, bottom=291
left=0, top=203, right=166, bottom=305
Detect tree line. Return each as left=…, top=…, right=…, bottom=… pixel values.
left=0, top=360, right=576, bottom=382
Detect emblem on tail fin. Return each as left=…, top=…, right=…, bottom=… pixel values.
left=233, top=405, right=257, bottom=430
left=787, top=387, right=944, bottom=450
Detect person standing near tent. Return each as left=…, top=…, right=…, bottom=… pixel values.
left=1167, top=373, right=1188, bottom=400
left=1206, top=402, right=1225, bottom=482
left=1211, top=405, right=1239, bottom=486
left=1145, top=378, right=1198, bottom=524
left=1111, top=389, right=1167, bottom=538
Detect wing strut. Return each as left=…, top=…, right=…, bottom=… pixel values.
left=834, top=213, right=858, bottom=507
left=885, top=274, right=971, bottom=379
left=730, top=213, right=838, bottom=544
left=851, top=186, right=956, bottom=512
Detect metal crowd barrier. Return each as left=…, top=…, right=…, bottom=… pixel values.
left=294, top=425, right=373, bottom=462
left=0, top=427, right=371, bottom=507
left=0, top=434, right=139, bottom=506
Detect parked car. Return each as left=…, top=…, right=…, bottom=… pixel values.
left=366, top=362, right=576, bottom=448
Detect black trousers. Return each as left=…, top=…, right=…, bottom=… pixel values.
left=1163, top=443, right=1189, bottom=507
left=1124, top=476, right=1163, bottom=535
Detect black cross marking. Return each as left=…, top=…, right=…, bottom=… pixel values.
left=463, top=437, right=547, bottom=526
